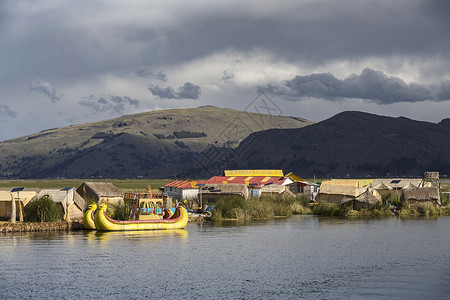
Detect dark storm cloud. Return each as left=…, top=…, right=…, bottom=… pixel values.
left=148, top=82, right=201, bottom=99
left=79, top=95, right=140, bottom=115
left=258, top=69, right=450, bottom=104
left=0, top=104, right=17, bottom=119
left=178, top=82, right=201, bottom=99
left=3, top=0, right=450, bottom=86
left=30, top=78, right=62, bottom=103
left=135, top=66, right=167, bottom=82
left=148, top=85, right=178, bottom=99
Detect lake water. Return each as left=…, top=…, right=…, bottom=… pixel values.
left=1, top=216, right=449, bottom=299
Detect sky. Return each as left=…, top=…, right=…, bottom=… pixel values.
left=1, top=0, right=450, bottom=141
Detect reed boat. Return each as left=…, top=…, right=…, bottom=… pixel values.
left=83, top=203, right=97, bottom=230
left=95, top=203, right=188, bottom=231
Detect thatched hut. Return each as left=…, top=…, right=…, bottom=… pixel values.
left=371, top=182, right=393, bottom=190
left=200, top=184, right=249, bottom=203
left=260, top=185, right=295, bottom=197
left=76, top=182, right=124, bottom=205
left=317, top=181, right=360, bottom=204
left=401, top=187, right=441, bottom=208
left=371, top=178, right=423, bottom=189
left=341, top=188, right=382, bottom=210
left=35, top=189, right=86, bottom=221
left=0, top=191, right=37, bottom=221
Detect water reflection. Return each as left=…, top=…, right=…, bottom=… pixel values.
left=0, top=217, right=449, bottom=299
left=91, top=229, right=188, bottom=243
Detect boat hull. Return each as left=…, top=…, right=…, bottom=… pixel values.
left=95, top=204, right=188, bottom=231
left=83, top=203, right=97, bottom=230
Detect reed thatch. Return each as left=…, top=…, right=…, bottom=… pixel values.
left=322, top=179, right=359, bottom=187
left=422, top=182, right=433, bottom=187
left=76, top=182, right=124, bottom=205
left=371, top=182, right=393, bottom=190
left=402, top=182, right=417, bottom=189
left=319, top=183, right=360, bottom=197
left=260, top=185, right=295, bottom=197
left=401, top=187, right=441, bottom=206
left=77, top=182, right=123, bottom=197
left=201, top=184, right=249, bottom=199
left=0, top=191, right=37, bottom=220
left=317, top=181, right=360, bottom=204
left=341, top=188, right=382, bottom=209
left=371, top=178, right=423, bottom=189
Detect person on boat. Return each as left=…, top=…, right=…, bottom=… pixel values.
left=179, top=199, right=188, bottom=208
left=196, top=204, right=208, bottom=213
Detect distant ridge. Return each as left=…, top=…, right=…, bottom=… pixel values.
left=187, top=111, right=450, bottom=178
left=0, top=106, right=313, bottom=178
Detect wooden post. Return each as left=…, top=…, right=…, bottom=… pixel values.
left=65, top=190, right=70, bottom=222
left=10, top=192, right=16, bottom=224
left=10, top=187, right=25, bottom=223
left=18, top=197, right=24, bottom=222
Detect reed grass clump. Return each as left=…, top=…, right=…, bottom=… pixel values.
left=440, top=191, right=449, bottom=206
left=356, top=203, right=393, bottom=217
left=416, top=203, right=442, bottom=216
left=290, top=201, right=312, bottom=214
left=24, top=195, right=60, bottom=222
left=109, top=203, right=127, bottom=220
left=312, top=203, right=347, bottom=216
left=398, top=201, right=444, bottom=216
left=312, top=202, right=392, bottom=217
left=380, top=191, right=400, bottom=207
left=210, top=194, right=307, bottom=221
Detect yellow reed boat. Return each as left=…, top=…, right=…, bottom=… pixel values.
left=83, top=203, right=97, bottom=230
left=95, top=203, right=188, bottom=231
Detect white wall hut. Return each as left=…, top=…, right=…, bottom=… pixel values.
left=162, top=180, right=200, bottom=200
left=35, top=189, right=86, bottom=221
left=76, top=182, right=124, bottom=205
left=0, top=191, right=37, bottom=221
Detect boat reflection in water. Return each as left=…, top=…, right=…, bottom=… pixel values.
left=90, top=229, right=188, bottom=243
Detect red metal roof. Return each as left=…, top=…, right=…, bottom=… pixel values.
left=163, top=180, right=206, bottom=189
left=205, top=176, right=288, bottom=187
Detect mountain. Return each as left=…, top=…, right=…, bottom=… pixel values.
left=0, top=106, right=313, bottom=178
left=196, top=111, right=450, bottom=178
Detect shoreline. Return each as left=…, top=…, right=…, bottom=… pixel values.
left=1, top=217, right=206, bottom=233
left=0, top=221, right=84, bottom=233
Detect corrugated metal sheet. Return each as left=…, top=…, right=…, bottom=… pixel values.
left=284, top=172, right=305, bottom=182
left=164, top=180, right=206, bottom=189
left=206, top=176, right=287, bottom=187
left=224, top=170, right=284, bottom=177
left=358, top=179, right=374, bottom=187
